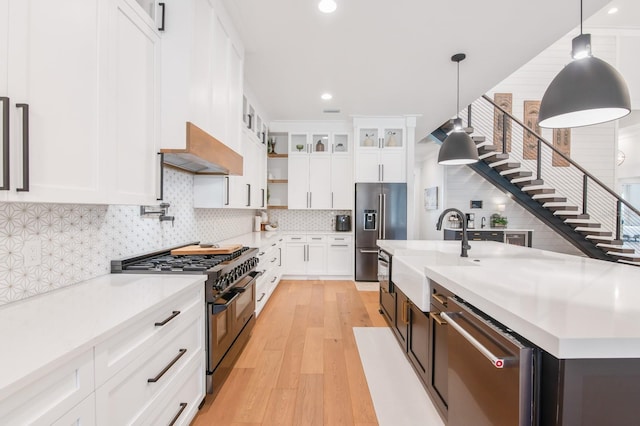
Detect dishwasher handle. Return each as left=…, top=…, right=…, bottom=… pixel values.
left=441, top=312, right=513, bottom=369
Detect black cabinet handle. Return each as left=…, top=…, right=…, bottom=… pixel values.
left=261, top=188, right=265, bottom=207
left=168, top=402, right=187, bottom=426
left=158, top=2, right=166, bottom=31
left=224, top=176, right=230, bottom=206
left=157, top=152, right=164, bottom=201
left=246, top=183, right=251, bottom=206
left=15, top=103, right=29, bottom=192
left=154, top=310, right=180, bottom=326
left=257, top=292, right=266, bottom=302
left=0, top=97, right=9, bottom=191
left=147, top=348, right=187, bottom=383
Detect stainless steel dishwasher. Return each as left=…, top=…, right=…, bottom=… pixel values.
left=441, top=298, right=538, bottom=426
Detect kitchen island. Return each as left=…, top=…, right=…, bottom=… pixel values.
left=377, top=240, right=640, bottom=425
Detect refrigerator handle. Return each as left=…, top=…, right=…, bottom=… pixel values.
left=382, top=193, right=387, bottom=239
left=378, top=194, right=383, bottom=240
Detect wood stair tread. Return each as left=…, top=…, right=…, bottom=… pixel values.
left=523, top=188, right=556, bottom=195
left=610, top=253, right=640, bottom=262
left=586, top=235, right=623, bottom=245
left=567, top=222, right=601, bottom=228
left=547, top=206, right=580, bottom=212
left=513, top=178, right=544, bottom=187
left=493, top=162, right=522, bottom=172
left=578, top=229, right=613, bottom=236
left=536, top=196, right=568, bottom=203
left=502, top=170, right=533, bottom=178
left=599, top=245, right=635, bottom=253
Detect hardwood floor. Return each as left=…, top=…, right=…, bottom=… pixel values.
left=193, top=279, right=387, bottom=425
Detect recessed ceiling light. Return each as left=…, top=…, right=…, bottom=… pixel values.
left=321, top=93, right=333, bottom=100
left=608, top=7, right=618, bottom=14
left=318, top=0, right=337, bottom=14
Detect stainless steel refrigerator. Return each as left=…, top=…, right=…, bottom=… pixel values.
left=354, top=183, right=407, bottom=281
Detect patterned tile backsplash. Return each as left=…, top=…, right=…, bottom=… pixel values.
left=0, top=168, right=256, bottom=306
left=267, top=209, right=352, bottom=231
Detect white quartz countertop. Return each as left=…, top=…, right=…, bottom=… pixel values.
left=218, top=230, right=353, bottom=248
left=0, top=274, right=204, bottom=399
left=378, top=240, right=640, bottom=359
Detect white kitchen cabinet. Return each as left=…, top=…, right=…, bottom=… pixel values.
left=192, top=134, right=265, bottom=209
left=107, top=0, right=161, bottom=205
left=284, top=234, right=327, bottom=276
left=52, top=394, right=96, bottom=426
left=0, top=350, right=95, bottom=425
left=95, top=286, right=205, bottom=425
left=354, top=118, right=409, bottom=183
left=288, top=155, right=332, bottom=210
left=327, top=235, right=353, bottom=275
left=2, top=0, right=106, bottom=203
left=160, top=0, right=244, bottom=154
left=0, top=0, right=160, bottom=205
left=255, top=235, right=284, bottom=317
left=330, top=155, right=353, bottom=209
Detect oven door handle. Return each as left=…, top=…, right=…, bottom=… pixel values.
left=211, top=292, right=240, bottom=314
left=234, top=270, right=263, bottom=293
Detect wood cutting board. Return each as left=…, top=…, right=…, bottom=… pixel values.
left=170, top=244, right=243, bottom=255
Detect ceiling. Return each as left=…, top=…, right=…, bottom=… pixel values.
left=222, top=0, right=637, bottom=140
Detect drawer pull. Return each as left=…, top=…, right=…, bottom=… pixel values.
left=312, top=237, right=322, bottom=240
left=168, top=402, right=188, bottom=426
left=154, top=310, right=180, bottom=327
left=271, top=257, right=277, bottom=263
left=271, top=276, right=278, bottom=283
left=429, top=312, right=447, bottom=326
left=258, top=251, right=265, bottom=256
left=291, top=237, right=302, bottom=240
left=331, top=244, right=349, bottom=247
left=147, top=348, right=187, bottom=383
left=271, top=243, right=277, bottom=246
left=257, top=292, right=266, bottom=302
left=432, top=294, right=447, bottom=306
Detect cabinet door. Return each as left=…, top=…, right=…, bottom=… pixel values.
left=308, top=156, right=331, bottom=209
left=226, top=43, right=243, bottom=154
left=306, top=240, right=327, bottom=275
left=193, top=175, right=225, bottom=208
left=326, top=241, right=352, bottom=275
left=355, top=151, right=380, bottom=183
left=380, top=150, right=406, bottom=183
left=288, top=156, right=310, bottom=209
left=331, top=156, right=353, bottom=209
left=284, top=242, right=306, bottom=275
left=428, top=307, right=449, bottom=412
left=393, top=289, right=409, bottom=349
left=408, top=303, right=429, bottom=384
left=210, top=11, right=229, bottom=146
left=108, top=0, right=160, bottom=205
left=52, top=394, right=96, bottom=426
left=8, top=0, right=106, bottom=203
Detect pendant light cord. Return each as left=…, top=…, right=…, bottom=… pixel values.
left=580, top=0, right=583, bottom=34
left=456, top=60, right=460, bottom=119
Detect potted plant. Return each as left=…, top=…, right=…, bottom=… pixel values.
left=490, top=213, right=508, bottom=228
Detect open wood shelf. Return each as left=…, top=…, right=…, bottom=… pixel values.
left=267, top=205, right=288, bottom=209
left=268, top=153, right=288, bottom=158
left=268, top=179, right=288, bottom=184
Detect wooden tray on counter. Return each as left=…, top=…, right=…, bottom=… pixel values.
left=170, top=244, right=243, bottom=255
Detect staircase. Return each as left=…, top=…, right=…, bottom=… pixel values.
left=433, top=95, right=640, bottom=265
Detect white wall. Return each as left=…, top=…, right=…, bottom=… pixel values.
left=618, top=122, right=640, bottom=181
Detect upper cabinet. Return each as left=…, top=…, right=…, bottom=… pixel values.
left=159, top=0, right=244, bottom=155
left=0, top=0, right=160, bottom=205
left=354, top=117, right=414, bottom=183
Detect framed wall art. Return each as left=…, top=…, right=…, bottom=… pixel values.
left=424, top=187, right=438, bottom=210
left=493, top=93, right=512, bottom=152
left=523, top=100, right=541, bottom=160
left=553, top=128, right=571, bottom=167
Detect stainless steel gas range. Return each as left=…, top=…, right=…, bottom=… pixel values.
left=111, top=242, right=261, bottom=397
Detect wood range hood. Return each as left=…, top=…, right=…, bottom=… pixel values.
left=160, top=122, right=243, bottom=175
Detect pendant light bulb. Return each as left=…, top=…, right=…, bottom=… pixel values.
left=539, top=0, right=630, bottom=128
left=438, top=53, right=479, bottom=166
left=318, top=0, right=337, bottom=13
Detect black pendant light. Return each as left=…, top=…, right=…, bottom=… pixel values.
left=538, top=0, right=630, bottom=128
left=438, top=53, right=479, bottom=165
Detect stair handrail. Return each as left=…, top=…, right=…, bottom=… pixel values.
left=480, top=94, right=640, bottom=219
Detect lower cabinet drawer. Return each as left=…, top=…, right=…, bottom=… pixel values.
left=94, top=286, right=204, bottom=386
left=0, top=350, right=94, bottom=425
left=141, top=354, right=205, bottom=426
left=52, top=393, right=96, bottom=426
left=95, top=305, right=204, bottom=425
